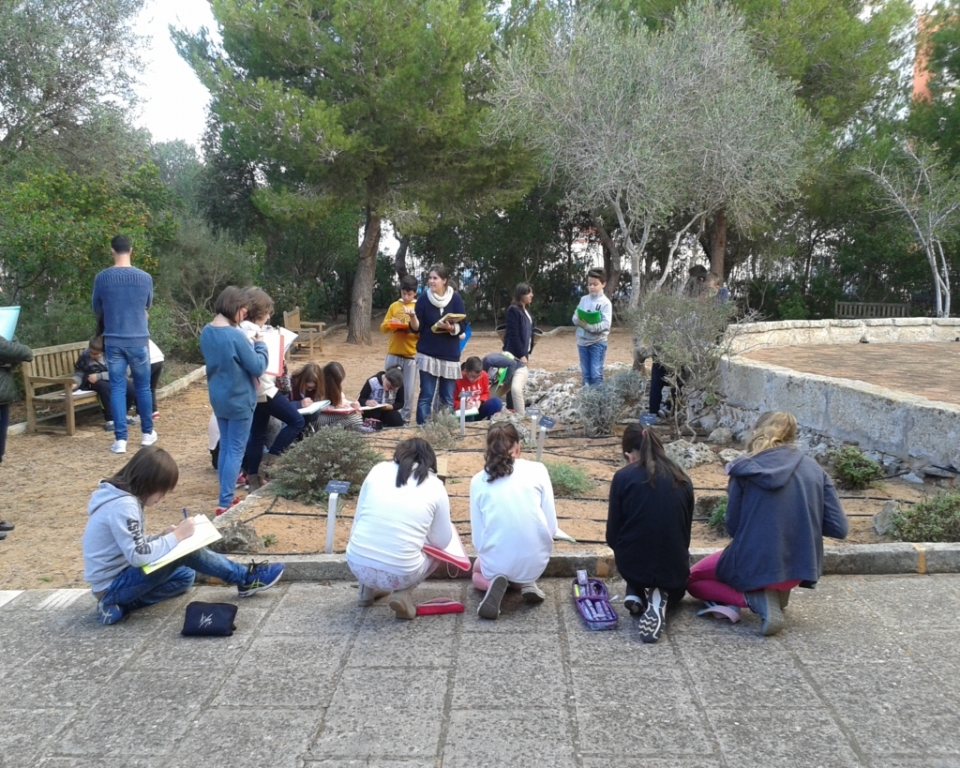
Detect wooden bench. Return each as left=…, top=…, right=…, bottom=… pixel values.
left=835, top=301, right=910, bottom=319
left=22, top=341, right=98, bottom=436
left=283, top=306, right=325, bottom=359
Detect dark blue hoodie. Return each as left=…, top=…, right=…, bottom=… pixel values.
left=716, top=446, right=848, bottom=593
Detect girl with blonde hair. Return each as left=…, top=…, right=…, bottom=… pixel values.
left=687, top=411, right=849, bottom=636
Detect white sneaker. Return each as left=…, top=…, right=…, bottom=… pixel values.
left=110, top=440, right=127, bottom=454
left=141, top=431, right=158, bottom=447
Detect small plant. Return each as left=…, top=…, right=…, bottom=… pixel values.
left=828, top=446, right=883, bottom=490
left=707, top=497, right=728, bottom=535
left=269, top=427, right=383, bottom=504
left=418, top=410, right=460, bottom=450
left=543, top=461, right=593, bottom=496
left=891, top=493, right=960, bottom=542
left=261, top=534, right=278, bottom=548
left=576, top=370, right=647, bottom=437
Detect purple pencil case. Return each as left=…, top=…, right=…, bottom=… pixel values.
left=571, top=578, right=618, bottom=630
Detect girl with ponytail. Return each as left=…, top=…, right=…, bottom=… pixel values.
left=606, top=424, right=693, bottom=644
left=469, top=423, right=557, bottom=620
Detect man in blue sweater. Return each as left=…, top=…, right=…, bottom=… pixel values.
left=92, top=235, right=156, bottom=454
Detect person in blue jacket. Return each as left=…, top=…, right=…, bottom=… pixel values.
left=687, top=411, right=849, bottom=636
left=502, top=282, right=534, bottom=416
left=413, top=264, right=465, bottom=424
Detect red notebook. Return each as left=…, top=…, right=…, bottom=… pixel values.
left=423, top=521, right=471, bottom=571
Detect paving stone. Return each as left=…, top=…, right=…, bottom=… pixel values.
left=443, top=708, right=576, bottom=767
left=0, top=708, right=75, bottom=766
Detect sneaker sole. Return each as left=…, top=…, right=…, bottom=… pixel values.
left=388, top=592, right=417, bottom=620
left=478, top=575, right=508, bottom=620
left=637, top=589, right=666, bottom=643
left=760, top=591, right=785, bottom=636
left=238, top=567, right=284, bottom=597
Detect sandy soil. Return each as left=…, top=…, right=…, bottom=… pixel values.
left=0, top=327, right=927, bottom=590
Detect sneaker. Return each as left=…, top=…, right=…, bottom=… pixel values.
left=623, top=593, right=645, bottom=616
left=779, top=589, right=791, bottom=610
left=214, top=497, right=241, bottom=517
left=520, top=584, right=546, bottom=604
left=103, top=421, right=115, bottom=432
left=152, top=411, right=160, bottom=419
left=0, top=521, right=14, bottom=532
left=110, top=440, right=127, bottom=454
left=141, top=430, right=158, bottom=447
left=238, top=561, right=285, bottom=597
left=388, top=587, right=417, bottom=619
left=637, top=587, right=667, bottom=643
left=236, top=472, right=248, bottom=489
left=477, top=574, right=508, bottom=620
left=357, top=584, right=391, bottom=607
left=97, top=600, right=124, bottom=625
left=744, top=589, right=785, bottom=636
left=697, top=601, right=741, bottom=623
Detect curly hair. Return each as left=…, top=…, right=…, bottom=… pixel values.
left=484, top=422, right=519, bottom=482
left=747, top=411, right=797, bottom=455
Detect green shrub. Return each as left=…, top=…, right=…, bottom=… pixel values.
left=577, top=380, right=622, bottom=437
left=269, top=427, right=383, bottom=504
left=707, top=497, right=728, bottom=535
left=891, top=493, right=960, bottom=542
left=543, top=461, right=593, bottom=496
left=418, top=410, right=460, bottom=450
left=828, top=446, right=883, bottom=490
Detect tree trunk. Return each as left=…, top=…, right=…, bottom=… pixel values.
left=594, top=217, right=621, bottom=300
left=708, top=208, right=727, bottom=278
left=394, top=235, right=409, bottom=280
left=347, top=206, right=381, bottom=345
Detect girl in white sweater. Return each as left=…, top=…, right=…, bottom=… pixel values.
left=346, top=438, right=453, bottom=619
left=469, top=423, right=557, bottom=619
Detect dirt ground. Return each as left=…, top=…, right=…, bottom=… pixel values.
left=0, top=327, right=930, bottom=590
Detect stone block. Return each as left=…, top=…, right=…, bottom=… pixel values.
left=923, top=544, right=960, bottom=573
left=826, top=384, right=906, bottom=455
left=873, top=501, right=899, bottom=536
left=823, top=544, right=919, bottom=574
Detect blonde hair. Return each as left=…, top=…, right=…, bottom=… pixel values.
left=747, top=411, right=797, bottom=455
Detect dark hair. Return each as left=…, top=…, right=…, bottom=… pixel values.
left=587, top=268, right=606, bottom=283
left=621, top=424, right=689, bottom=487
left=105, top=446, right=179, bottom=503
left=214, top=286, right=248, bottom=325
left=244, top=287, right=274, bottom=323
left=428, top=264, right=449, bottom=282
left=400, top=275, right=418, bottom=293
left=688, top=264, right=709, bottom=278
left=110, top=235, right=131, bottom=254
left=462, top=356, right=482, bottom=374
left=383, top=368, right=403, bottom=388
left=394, top=437, right=438, bottom=487
left=512, top=282, right=533, bottom=306
left=484, top=422, right=519, bottom=481
left=89, top=335, right=104, bottom=351
left=291, top=363, right=324, bottom=400
left=323, top=361, right=346, bottom=406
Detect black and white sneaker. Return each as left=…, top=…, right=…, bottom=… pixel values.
left=637, top=587, right=667, bottom=643
left=478, top=575, right=508, bottom=620
left=623, top=592, right=645, bottom=616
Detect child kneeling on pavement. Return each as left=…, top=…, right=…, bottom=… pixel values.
left=82, top=446, right=285, bottom=625
left=470, top=423, right=557, bottom=619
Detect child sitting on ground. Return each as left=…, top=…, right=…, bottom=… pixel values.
left=72, top=335, right=134, bottom=431
left=454, top=356, right=503, bottom=421
left=288, top=362, right=326, bottom=433
left=82, top=446, right=285, bottom=625
left=316, top=362, right=365, bottom=431
left=358, top=367, right=405, bottom=428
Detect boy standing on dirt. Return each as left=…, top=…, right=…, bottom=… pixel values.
left=380, top=275, right=420, bottom=425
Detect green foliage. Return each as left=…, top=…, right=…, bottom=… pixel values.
left=577, top=370, right=646, bottom=437
left=261, top=534, right=278, bottom=548
left=707, top=497, right=728, bottom=536
left=776, top=291, right=810, bottom=321
left=418, top=410, right=460, bottom=450
left=543, top=461, right=593, bottom=497
left=268, top=428, right=383, bottom=505
left=828, top=446, right=884, bottom=490
left=891, top=493, right=960, bottom=543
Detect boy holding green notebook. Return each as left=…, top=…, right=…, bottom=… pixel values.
left=572, top=268, right=613, bottom=386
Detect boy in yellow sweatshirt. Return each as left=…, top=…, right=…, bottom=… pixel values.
left=381, top=274, right=419, bottom=424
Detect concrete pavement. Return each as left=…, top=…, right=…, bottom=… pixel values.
left=2, top=574, right=960, bottom=767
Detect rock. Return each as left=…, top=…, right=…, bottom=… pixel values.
left=901, top=471, right=926, bottom=485
left=921, top=465, right=957, bottom=479
left=695, top=494, right=726, bottom=516
left=210, top=520, right=263, bottom=554
left=718, top=448, right=744, bottom=465
left=665, top=439, right=717, bottom=470
left=707, top=427, right=733, bottom=445
left=873, top=500, right=900, bottom=536
left=697, top=413, right=719, bottom=432
left=491, top=410, right=534, bottom=444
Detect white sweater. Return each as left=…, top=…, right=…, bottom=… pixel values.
left=470, top=458, right=557, bottom=583
left=346, top=461, right=453, bottom=575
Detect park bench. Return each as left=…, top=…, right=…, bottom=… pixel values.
left=283, top=306, right=325, bottom=359
left=22, top=340, right=98, bottom=436
left=834, top=301, right=910, bottom=319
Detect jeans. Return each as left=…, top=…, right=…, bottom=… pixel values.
left=385, top=354, right=417, bottom=423
left=416, top=372, right=455, bottom=425
left=88, top=379, right=134, bottom=421
left=106, top=345, right=153, bottom=440
left=98, top=547, right=248, bottom=614
left=217, top=414, right=253, bottom=508
left=246, top=395, right=305, bottom=474
left=577, top=342, right=607, bottom=387
left=464, top=397, right=503, bottom=421
left=0, top=403, right=8, bottom=463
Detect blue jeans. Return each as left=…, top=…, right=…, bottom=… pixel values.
left=245, top=395, right=305, bottom=474
left=0, top=403, right=8, bottom=463
left=98, top=547, right=248, bottom=614
left=578, top=342, right=607, bottom=386
left=464, top=397, right=503, bottom=421
left=416, top=372, right=455, bottom=425
left=217, top=414, right=253, bottom=508
left=106, top=345, right=153, bottom=440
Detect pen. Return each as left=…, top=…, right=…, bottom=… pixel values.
left=182, top=507, right=188, bottom=520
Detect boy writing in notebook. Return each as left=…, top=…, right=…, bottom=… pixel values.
left=454, top=356, right=503, bottom=421
left=380, top=274, right=419, bottom=424
left=82, top=446, right=285, bottom=625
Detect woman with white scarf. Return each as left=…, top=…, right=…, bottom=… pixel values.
left=412, top=264, right=466, bottom=425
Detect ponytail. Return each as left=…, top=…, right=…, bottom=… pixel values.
left=621, top=423, right=689, bottom=487
left=484, top=422, right=519, bottom=481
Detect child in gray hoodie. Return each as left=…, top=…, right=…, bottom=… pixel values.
left=82, top=446, right=285, bottom=625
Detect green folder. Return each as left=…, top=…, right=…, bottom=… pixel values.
left=577, top=307, right=602, bottom=324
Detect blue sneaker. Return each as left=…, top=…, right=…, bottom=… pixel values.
left=97, top=600, right=124, bottom=625
left=238, top=561, right=285, bottom=597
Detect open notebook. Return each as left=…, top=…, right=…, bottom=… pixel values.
left=423, top=521, right=471, bottom=572
left=142, top=515, right=222, bottom=574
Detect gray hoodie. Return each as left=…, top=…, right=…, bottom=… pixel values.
left=82, top=482, right=178, bottom=594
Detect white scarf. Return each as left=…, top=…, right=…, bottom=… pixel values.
left=427, top=286, right=454, bottom=309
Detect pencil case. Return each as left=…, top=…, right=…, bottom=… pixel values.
left=571, top=577, right=618, bottom=630
left=415, top=597, right=465, bottom=616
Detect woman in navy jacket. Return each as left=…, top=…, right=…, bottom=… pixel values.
left=413, top=264, right=465, bottom=424
left=501, top=283, right=534, bottom=416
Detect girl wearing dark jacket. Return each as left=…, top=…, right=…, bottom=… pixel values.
left=0, top=333, right=33, bottom=538
left=606, top=424, right=693, bottom=643
left=687, top=411, right=849, bottom=636
left=501, top=283, right=534, bottom=416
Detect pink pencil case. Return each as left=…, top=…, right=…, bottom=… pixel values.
left=415, top=598, right=465, bottom=616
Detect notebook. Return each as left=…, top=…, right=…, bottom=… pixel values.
left=432, top=313, right=466, bottom=333
left=0, top=306, right=20, bottom=340
left=142, top=515, right=223, bottom=574
left=576, top=307, right=602, bottom=325
left=264, top=327, right=298, bottom=376
left=423, top=521, right=471, bottom=571
left=298, top=399, right=331, bottom=416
